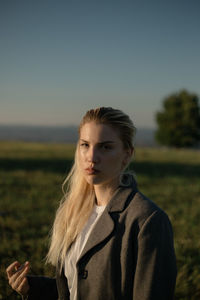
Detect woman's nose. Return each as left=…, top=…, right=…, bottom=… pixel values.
left=87, top=147, right=99, bottom=163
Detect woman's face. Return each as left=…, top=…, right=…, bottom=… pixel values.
left=78, top=121, right=132, bottom=188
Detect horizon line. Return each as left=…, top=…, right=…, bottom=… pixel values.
left=0, top=123, right=156, bottom=130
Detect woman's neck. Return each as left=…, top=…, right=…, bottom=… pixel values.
left=94, top=179, right=119, bottom=206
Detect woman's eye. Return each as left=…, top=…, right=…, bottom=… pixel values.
left=80, top=143, right=89, bottom=148
left=102, top=145, right=112, bottom=150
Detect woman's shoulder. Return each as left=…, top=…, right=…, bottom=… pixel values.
left=132, top=190, right=162, bottom=214
left=120, top=173, right=165, bottom=218
left=126, top=189, right=171, bottom=229
left=110, top=174, right=171, bottom=229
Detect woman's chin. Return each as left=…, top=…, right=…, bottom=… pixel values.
left=84, top=175, right=103, bottom=186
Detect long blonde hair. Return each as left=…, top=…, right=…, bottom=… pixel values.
left=46, top=107, right=136, bottom=271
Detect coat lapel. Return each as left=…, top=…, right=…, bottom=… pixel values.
left=77, top=207, right=114, bottom=262
left=77, top=175, right=138, bottom=263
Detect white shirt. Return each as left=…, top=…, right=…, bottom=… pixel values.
left=64, top=204, right=106, bottom=300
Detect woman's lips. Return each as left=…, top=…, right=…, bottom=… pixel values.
left=85, top=167, right=100, bottom=175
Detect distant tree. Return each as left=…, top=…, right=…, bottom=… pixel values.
left=155, top=90, right=200, bottom=148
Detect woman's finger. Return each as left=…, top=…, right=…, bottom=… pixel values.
left=15, top=261, right=29, bottom=273
left=10, top=263, right=29, bottom=281
left=17, top=276, right=29, bottom=295
left=6, top=261, right=20, bottom=278
left=9, top=262, right=27, bottom=281
left=11, top=265, right=30, bottom=291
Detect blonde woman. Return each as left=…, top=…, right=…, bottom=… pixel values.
left=7, top=107, right=177, bottom=300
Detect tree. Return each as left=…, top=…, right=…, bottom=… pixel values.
left=155, top=90, right=200, bottom=148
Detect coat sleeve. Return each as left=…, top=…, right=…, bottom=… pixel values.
left=24, top=275, right=58, bottom=300
left=133, top=210, right=177, bottom=300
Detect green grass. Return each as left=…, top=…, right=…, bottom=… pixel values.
left=0, top=142, right=200, bottom=299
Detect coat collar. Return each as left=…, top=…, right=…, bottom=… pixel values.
left=107, top=174, right=138, bottom=213
left=77, top=174, right=138, bottom=264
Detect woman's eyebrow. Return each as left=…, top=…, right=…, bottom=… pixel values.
left=98, top=141, right=115, bottom=145
left=80, top=139, right=115, bottom=145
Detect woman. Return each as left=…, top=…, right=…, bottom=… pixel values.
left=6, top=107, right=177, bottom=300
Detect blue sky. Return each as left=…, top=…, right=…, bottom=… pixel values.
left=1, top=0, right=200, bottom=128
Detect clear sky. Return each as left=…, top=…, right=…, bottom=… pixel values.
left=1, top=0, right=200, bottom=128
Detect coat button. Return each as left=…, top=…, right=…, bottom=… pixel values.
left=78, top=269, right=88, bottom=279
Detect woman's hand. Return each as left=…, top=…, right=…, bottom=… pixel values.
left=6, top=261, right=30, bottom=297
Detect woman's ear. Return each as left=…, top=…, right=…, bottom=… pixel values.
left=123, top=147, right=134, bottom=167
left=128, top=146, right=134, bottom=163
left=129, top=146, right=134, bottom=158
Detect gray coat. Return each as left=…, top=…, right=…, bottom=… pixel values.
left=26, top=176, right=177, bottom=300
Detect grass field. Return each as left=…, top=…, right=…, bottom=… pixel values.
left=0, top=141, right=200, bottom=299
